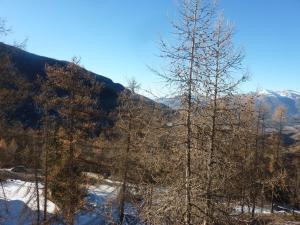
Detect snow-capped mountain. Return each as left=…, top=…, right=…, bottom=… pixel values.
left=256, top=89, right=300, bottom=99
left=156, top=90, right=300, bottom=122
left=254, top=90, right=300, bottom=121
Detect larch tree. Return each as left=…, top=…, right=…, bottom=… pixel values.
left=154, top=0, right=215, bottom=223
left=35, top=74, right=60, bottom=223
left=198, top=16, right=245, bottom=224
left=0, top=18, right=30, bottom=148
left=44, top=58, right=101, bottom=225
left=115, top=80, right=141, bottom=224
left=231, top=96, right=257, bottom=214
left=267, top=106, right=287, bottom=213
left=112, top=79, right=164, bottom=224
left=248, top=102, right=268, bottom=218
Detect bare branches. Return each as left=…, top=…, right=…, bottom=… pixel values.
left=0, top=18, right=10, bottom=37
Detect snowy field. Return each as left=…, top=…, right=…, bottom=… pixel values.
left=0, top=178, right=139, bottom=225
left=0, top=179, right=57, bottom=225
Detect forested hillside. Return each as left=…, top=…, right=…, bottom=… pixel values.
left=0, top=0, right=299, bottom=225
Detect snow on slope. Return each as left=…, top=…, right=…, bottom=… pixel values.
left=0, top=179, right=57, bottom=225
left=0, top=179, right=129, bottom=225
left=257, top=89, right=300, bottom=99
left=0, top=179, right=57, bottom=213
left=255, top=89, right=300, bottom=121
left=234, top=205, right=285, bottom=214
left=278, top=90, right=300, bottom=99
left=157, top=90, right=300, bottom=109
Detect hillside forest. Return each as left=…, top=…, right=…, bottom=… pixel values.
left=0, top=1, right=299, bottom=225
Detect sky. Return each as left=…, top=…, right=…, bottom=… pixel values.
left=0, top=0, right=299, bottom=97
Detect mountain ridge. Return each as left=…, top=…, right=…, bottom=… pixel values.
left=0, top=42, right=124, bottom=91
left=156, top=90, right=300, bottom=119
left=255, top=89, right=300, bottom=99
left=0, top=42, right=126, bottom=128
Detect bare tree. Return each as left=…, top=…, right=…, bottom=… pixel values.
left=197, top=15, right=245, bottom=224
left=153, top=0, right=215, bottom=223
left=116, top=80, right=141, bottom=224
left=267, top=106, right=287, bottom=213
left=112, top=79, right=164, bottom=224
left=0, top=18, right=10, bottom=37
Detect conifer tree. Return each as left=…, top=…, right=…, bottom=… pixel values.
left=43, top=58, right=101, bottom=225
left=154, top=1, right=215, bottom=223
left=198, top=16, right=245, bottom=224
left=267, top=106, right=287, bottom=213
left=112, top=79, right=163, bottom=224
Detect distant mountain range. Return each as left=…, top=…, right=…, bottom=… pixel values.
left=156, top=90, right=300, bottom=122
left=254, top=89, right=300, bottom=120
left=156, top=90, right=300, bottom=147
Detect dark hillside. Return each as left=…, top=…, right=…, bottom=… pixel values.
left=0, top=42, right=125, bottom=127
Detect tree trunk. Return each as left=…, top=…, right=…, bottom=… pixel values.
left=184, top=3, right=198, bottom=224
left=260, top=184, right=264, bottom=213
left=204, top=32, right=221, bottom=224
left=241, top=188, right=245, bottom=214
left=34, top=138, right=40, bottom=225
left=251, top=114, right=261, bottom=218
left=271, top=187, right=274, bottom=213
left=119, top=132, right=131, bottom=225
left=43, top=111, right=49, bottom=222
left=67, top=115, right=75, bottom=225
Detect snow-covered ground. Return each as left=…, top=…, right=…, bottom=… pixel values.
left=234, top=205, right=300, bottom=215
left=0, top=179, right=138, bottom=225
left=0, top=179, right=57, bottom=213
left=0, top=179, right=58, bottom=225
left=234, top=205, right=283, bottom=214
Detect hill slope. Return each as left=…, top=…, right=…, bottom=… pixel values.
left=255, top=89, right=300, bottom=122
left=0, top=42, right=125, bottom=127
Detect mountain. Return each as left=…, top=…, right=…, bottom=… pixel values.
left=256, top=89, right=300, bottom=99
left=0, top=42, right=125, bottom=128
left=155, top=96, right=182, bottom=110
left=156, top=90, right=300, bottom=149
left=157, top=90, right=300, bottom=122
left=254, top=89, right=300, bottom=121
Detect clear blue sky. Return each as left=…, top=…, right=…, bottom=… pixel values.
left=0, top=0, right=299, bottom=96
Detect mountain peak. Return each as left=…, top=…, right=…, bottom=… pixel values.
left=257, top=89, right=300, bottom=99
left=277, top=90, right=300, bottom=98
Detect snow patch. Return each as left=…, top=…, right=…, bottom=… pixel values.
left=257, top=89, right=300, bottom=99
left=0, top=179, right=57, bottom=213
